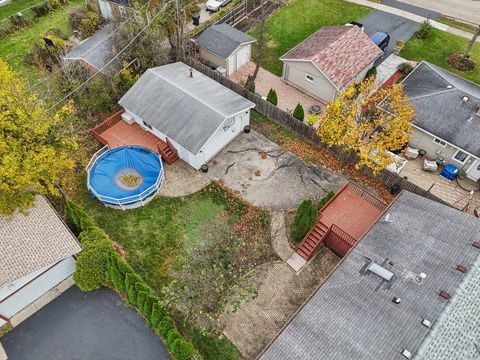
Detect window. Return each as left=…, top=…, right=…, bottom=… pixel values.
left=305, top=73, right=314, bottom=82
left=453, top=150, right=469, bottom=163
left=119, top=5, right=127, bottom=18
left=433, top=138, right=447, bottom=147
left=142, top=120, right=152, bottom=130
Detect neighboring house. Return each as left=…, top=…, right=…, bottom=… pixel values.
left=194, top=24, right=256, bottom=77
left=62, top=25, right=123, bottom=74
left=402, top=61, right=480, bottom=181
left=0, top=196, right=81, bottom=329
left=87, top=0, right=133, bottom=20
left=280, top=25, right=383, bottom=103
left=117, top=62, right=255, bottom=169
left=259, top=191, right=480, bottom=360
left=297, top=182, right=387, bottom=259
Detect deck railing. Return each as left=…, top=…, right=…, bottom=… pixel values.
left=92, top=109, right=124, bottom=145
left=330, top=224, right=357, bottom=247
left=346, top=181, right=388, bottom=211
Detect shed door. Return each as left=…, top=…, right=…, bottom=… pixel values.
left=236, top=45, right=250, bottom=70
left=466, top=158, right=480, bottom=181
left=98, top=0, right=113, bottom=19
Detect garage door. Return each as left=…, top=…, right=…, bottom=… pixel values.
left=236, top=46, right=250, bottom=70
left=0, top=257, right=76, bottom=326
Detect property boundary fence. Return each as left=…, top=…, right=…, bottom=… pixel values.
left=183, top=57, right=453, bottom=208
left=213, top=0, right=247, bottom=26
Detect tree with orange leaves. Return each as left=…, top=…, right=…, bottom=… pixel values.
left=318, top=76, right=414, bottom=174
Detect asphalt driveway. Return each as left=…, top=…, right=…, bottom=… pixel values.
left=359, top=10, right=419, bottom=65
left=1, top=286, right=170, bottom=360
left=207, top=131, right=347, bottom=210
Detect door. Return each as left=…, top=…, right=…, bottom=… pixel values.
left=236, top=45, right=250, bottom=70
left=98, top=0, right=113, bottom=19
left=466, top=158, right=480, bottom=181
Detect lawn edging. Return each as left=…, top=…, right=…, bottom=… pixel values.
left=65, top=201, right=196, bottom=360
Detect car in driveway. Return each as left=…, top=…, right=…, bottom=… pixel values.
left=206, top=0, right=230, bottom=11
left=370, top=30, right=390, bottom=51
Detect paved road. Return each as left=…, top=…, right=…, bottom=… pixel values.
left=358, top=10, right=419, bottom=65
left=1, top=287, right=170, bottom=360
left=381, top=0, right=440, bottom=19
left=383, top=0, right=480, bottom=24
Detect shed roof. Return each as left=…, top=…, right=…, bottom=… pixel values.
left=402, top=61, right=480, bottom=157
left=260, top=191, right=480, bottom=360
left=0, top=196, right=81, bottom=288
left=281, top=25, right=383, bottom=89
left=195, top=24, right=256, bottom=60
left=118, top=62, right=255, bottom=154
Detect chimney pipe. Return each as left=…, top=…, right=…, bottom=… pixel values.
left=189, top=68, right=193, bottom=78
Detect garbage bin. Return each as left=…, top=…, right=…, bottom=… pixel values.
left=192, top=13, right=200, bottom=26
left=440, top=164, right=458, bottom=181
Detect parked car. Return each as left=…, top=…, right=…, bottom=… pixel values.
left=345, top=21, right=365, bottom=32
left=370, top=30, right=390, bottom=52
left=206, top=0, right=231, bottom=12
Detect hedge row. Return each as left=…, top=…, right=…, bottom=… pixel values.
left=65, top=201, right=195, bottom=360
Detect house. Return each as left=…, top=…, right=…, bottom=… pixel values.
left=86, top=0, right=133, bottom=20
left=297, top=182, right=387, bottom=259
left=62, top=25, right=123, bottom=74
left=280, top=25, right=383, bottom=103
left=259, top=191, right=480, bottom=360
left=401, top=61, right=480, bottom=181
left=194, top=24, right=256, bottom=77
left=115, top=62, right=255, bottom=169
left=0, top=196, right=81, bottom=329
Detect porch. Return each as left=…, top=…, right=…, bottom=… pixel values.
left=92, top=110, right=178, bottom=164
left=297, top=182, right=387, bottom=260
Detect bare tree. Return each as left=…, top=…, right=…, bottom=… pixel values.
left=462, top=24, right=480, bottom=60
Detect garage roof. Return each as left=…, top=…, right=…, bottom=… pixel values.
left=281, top=25, right=383, bottom=89
left=194, top=24, right=256, bottom=60
left=0, top=196, right=81, bottom=288
left=118, top=62, right=255, bottom=154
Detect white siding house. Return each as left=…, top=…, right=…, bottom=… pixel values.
left=118, top=62, right=255, bottom=170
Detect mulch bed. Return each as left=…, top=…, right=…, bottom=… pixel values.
left=447, top=53, right=476, bottom=71
left=234, top=1, right=281, bottom=32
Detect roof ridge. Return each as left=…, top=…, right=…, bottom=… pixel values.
left=408, top=87, right=457, bottom=101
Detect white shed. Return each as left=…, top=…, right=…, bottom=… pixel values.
left=118, top=62, right=255, bottom=170
left=194, top=24, right=256, bottom=77
left=0, top=196, right=81, bottom=329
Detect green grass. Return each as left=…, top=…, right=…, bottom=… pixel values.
left=186, top=327, right=241, bottom=360
left=249, top=0, right=371, bottom=75
left=437, top=16, right=478, bottom=34
left=400, top=28, right=480, bottom=84
left=0, top=0, right=45, bottom=20
left=0, top=0, right=82, bottom=81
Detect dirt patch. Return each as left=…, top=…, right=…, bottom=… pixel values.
left=235, top=1, right=281, bottom=32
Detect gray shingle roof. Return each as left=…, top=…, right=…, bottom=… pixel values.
left=259, top=192, right=480, bottom=360
left=0, top=196, right=81, bottom=288
left=118, top=62, right=255, bottom=154
left=195, top=24, right=256, bottom=60
left=402, top=62, right=480, bottom=157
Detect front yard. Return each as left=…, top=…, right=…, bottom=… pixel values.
left=400, top=28, right=480, bottom=84
left=249, top=0, right=371, bottom=76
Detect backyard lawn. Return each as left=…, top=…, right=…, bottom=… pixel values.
left=0, top=0, right=82, bottom=81
left=249, top=0, right=371, bottom=76
left=400, top=28, right=480, bottom=84
left=0, top=0, right=45, bottom=20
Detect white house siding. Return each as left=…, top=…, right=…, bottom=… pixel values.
left=0, top=256, right=76, bottom=326
left=282, top=61, right=336, bottom=103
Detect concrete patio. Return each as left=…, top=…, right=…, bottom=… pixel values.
left=399, top=157, right=480, bottom=211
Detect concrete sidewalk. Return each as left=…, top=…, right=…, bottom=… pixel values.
left=347, top=0, right=479, bottom=42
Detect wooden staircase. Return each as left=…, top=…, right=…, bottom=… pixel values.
left=157, top=140, right=178, bottom=165
left=297, top=221, right=329, bottom=260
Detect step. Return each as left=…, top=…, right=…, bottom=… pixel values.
left=301, top=241, right=314, bottom=251
left=297, top=247, right=311, bottom=260
left=310, top=230, right=325, bottom=241
left=317, top=223, right=329, bottom=232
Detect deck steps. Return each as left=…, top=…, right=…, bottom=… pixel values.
left=297, top=221, right=329, bottom=260
left=157, top=141, right=178, bottom=165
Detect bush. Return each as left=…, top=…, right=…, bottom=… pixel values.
left=365, top=66, right=377, bottom=80
left=415, top=21, right=433, bottom=39
left=142, top=294, right=157, bottom=318
left=171, top=339, right=195, bottom=360
left=266, top=88, right=278, bottom=105
left=65, top=201, right=95, bottom=234
left=73, top=238, right=114, bottom=291
left=397, top=62, right=414, bottom=76
left=32, top=2, right=51, bottom=18
left=291, top=199, right=318, bottom=244
left=150, top=302, right=166, bottom=327
left=110, top=259, right=126, bottom=292
left=318, top=191, right=335, bottom=209
left=292, top=103, right=304, bottom=121
left=156, top=316, right=174, bottom=339
left=69, top=7, right=100, bottom=38
left=136, top=291, right=148, bottom=311
left=447, top=53, right=476, bottom=71
left=166, top=329, right=182, bottom=349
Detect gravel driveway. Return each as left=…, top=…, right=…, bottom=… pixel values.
left=207, top=131, right=347, bottom=210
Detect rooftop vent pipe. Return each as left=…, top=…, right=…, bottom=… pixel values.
left=462, top=96, right=469, bottom=103
left=189, top=68, right=193, bottom=78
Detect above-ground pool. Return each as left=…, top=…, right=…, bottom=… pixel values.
left=87, top=146, right=164, bottom=209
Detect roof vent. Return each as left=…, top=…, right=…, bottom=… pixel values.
left=439, top=291, right=451, bottom=300
left=382, top=213, right=392, bottom=223
left=422, top=319, right=432, bottom=328
left=189, top=68, right=193, bottom=78
left=367, top=261, right=394, bottom=281
left=473, top=242, right=480, bottom=249
left=476, top=108, right=480, bottom=117
left=402, top=349, right=412, bottom=359
left=462, top=96, right=469, bottom=103
left=457, top=265, right=467, bottom=273
left=392, top=297, right=401, bottom=304
left=467, top=116, right=474, bottom=122
left=447, top=85, right=453, bottom=89
left=415, top=273, right=427, bottom=282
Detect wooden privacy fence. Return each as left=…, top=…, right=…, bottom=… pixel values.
left=183, top=57, right=453, bottom=208
left=213, top=0, right=247, bottom=26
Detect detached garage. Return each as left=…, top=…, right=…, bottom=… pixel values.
left=0, top=197, right=81, bottom=330
left=194, top=24, right=256, bottom=77
left=118, top=62, right=255, bottom=170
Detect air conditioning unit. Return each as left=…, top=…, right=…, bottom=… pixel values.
left=121, top=112, right=135, bottom=124
left=216, top=66, right=227, bottom=77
